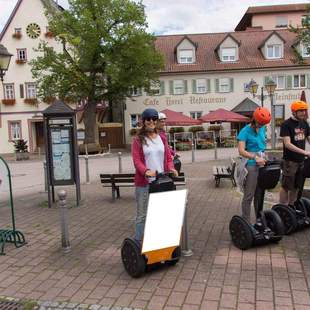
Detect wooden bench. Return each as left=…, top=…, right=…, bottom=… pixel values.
left=213, top=159, right=236, bottom=188
left=100, top=172, right=186, bottom=200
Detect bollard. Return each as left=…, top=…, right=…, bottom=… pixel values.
left=214, top=143, right=218, bottom=160
left=43, top=161, right=48, bottom=192
left=108, top=144, right=111, bottom=153
left=38, top=147, right=41, bottom=159
left=181, top=203, right=193, bottom=257
left=58, top=190, right=71, bottom=253
left=85, top=155, right=90, bottom=184
left=191, top=143, right=195, bottom=163
left=118, top=152, right=122, bottom=173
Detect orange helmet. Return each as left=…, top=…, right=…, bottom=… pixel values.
left=291, top=100, right=308, bottom=112
left=253, top=107, right=271, bottom=125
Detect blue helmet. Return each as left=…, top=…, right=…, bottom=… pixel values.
left=141, top=108, right=158, bottom=121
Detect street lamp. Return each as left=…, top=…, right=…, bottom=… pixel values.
left=248, top=79, right=267, bottom=107
left=0, top=44, right=13, bottom=82
left=265, top=78, right=277, bottom=150
left=248, top=78, right=277, bottom=149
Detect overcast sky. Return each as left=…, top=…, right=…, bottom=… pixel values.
left=0, top=0, right=309, bottom=35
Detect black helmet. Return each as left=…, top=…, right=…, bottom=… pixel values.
left=141, top=108, right=158, bottom=120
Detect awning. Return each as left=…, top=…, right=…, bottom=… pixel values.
left=231, top=97, right=260, bottom=117
left=199, top=108, right=249, bottom=123
left=161, top=109, right=202, bottom=126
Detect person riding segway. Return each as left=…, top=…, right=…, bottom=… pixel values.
left=230, top=107, right=284, bottom=250
left=121, top=108, right=181, bottom=277
left=272, top=100, right=310, bottom=234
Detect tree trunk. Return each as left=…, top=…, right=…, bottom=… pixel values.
left=83, top=101, right=97, bottom=144
left=108, top=98, right=113, bottom=122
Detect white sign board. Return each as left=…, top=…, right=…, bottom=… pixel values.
left=142, top=189, right=187, bottom=253
left=0, top=159, right=9, bottom=195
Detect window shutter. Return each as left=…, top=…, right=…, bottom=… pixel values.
left=19, top=84, right=24, bottom=98
left=307, top=74, right=310, bottom=88
left=230, top=78, right=234, bottom=92
left=169, top=81, right=174, bottom=95
left=160, top=81, right=165, bottom=95
left=206, top=79, right=211, bottom=92
left=183, top=80, right=188, bottom=94
left=215, top=79, right=219, bottom=92
left=192, top=80, right=196, bottom=94
left=286, top=76, right=292, bottom=89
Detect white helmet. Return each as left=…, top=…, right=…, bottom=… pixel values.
left=158, top=112, right=167, bottom=120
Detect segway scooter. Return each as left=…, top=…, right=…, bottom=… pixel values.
left=121, top=173, right=186, bottom=278
left=272, top=157, right=310, bottom=234
left=230, top=161, right=285, bottom=250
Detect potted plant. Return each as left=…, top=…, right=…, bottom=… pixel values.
left=13, top=139, right=30, bottom=161
left=15, top=59, right=26, bottom=64
left=45, top=31, right=54, bottom=38
left=24, top=98, right=38, bottom=105
left=12, top=32, right=22, bottom=39
left=1, top=99, right=16, bottom=105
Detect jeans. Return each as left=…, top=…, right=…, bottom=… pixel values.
left=134, top=185, right=149, bottom=241
left=241, top=165, right=259, bottom=222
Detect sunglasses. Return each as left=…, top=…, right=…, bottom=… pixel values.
left=145, top=117, right=158, bottom=122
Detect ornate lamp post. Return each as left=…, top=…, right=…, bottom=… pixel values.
left=0, top=44, right=13, bottom=82
left=248, top=78, right=277, bottom=149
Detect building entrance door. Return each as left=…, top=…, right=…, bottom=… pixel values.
left=35, top=122, right=45, bottom=152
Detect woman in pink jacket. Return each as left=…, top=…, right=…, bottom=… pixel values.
left=132, top=108, right=178, bottom=242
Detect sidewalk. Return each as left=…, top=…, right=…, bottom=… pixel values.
left=0, top=159, right=310, bottom=310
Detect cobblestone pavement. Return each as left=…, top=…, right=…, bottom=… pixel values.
left=0, top=159, right=310, bottom=309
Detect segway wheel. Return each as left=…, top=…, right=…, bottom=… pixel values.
left=299, top=197, right=310, bottom=217
left=272, top=204, right=297, bottom=235
left=121, top=238, right=146, bottom=278
left=263, top=209, right=284, bottom=242
left=166, top=246, right=181, bottom=266
left=229, top=216, right=253, bottom=250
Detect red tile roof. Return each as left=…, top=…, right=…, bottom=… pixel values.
left=155, top=29, right=310, bottom=74
left=235, top=3, right=308, bottom=31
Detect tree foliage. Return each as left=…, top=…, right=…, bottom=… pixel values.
left=31, top=0, right=164, bottom=142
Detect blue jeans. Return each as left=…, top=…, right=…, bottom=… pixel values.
left=134, top=185, right=149, bottom=241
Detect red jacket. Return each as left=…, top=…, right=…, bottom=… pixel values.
left=131, top=133, right=174, bottom=186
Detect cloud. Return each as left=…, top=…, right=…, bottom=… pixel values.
left=0, top=0, right=309, bottom=36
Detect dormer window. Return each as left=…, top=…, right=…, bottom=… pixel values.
left=179, top=50, right=194, bottom=64
left=301, top=43, right=310, bottom=58
left=221, top=48, right=236, bottom=62
left=267, top=44, right=282, bottom=59
left=276, top=16, right=288, bottom=28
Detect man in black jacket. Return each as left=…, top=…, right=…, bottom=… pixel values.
left=279, top=100, right=310, bottom=205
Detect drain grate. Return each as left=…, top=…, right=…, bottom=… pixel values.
left=0, top=301, right=24, bottom=310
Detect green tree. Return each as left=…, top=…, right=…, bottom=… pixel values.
left=289, top=5, right=310, bottom=64
left=31, top=0, right=164, bottom=143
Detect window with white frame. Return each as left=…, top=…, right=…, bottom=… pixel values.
left=130, top=87, right=141, bottom=96
left=25, top=83, right=37, bottom=98
left=293, top=74, right=306, bottom=88
left=14, top=27, right=22, bottom=34
left=301, top=43, right=310, bottom=57
left=17, top=49, right=27, bottom=61
left=267, top=44, right=282, bottom=59
left=276, top=16, right=288, bottom=27
left=173, top=80, right=184, bottom=94
left=302, top=15, right=310, bottom=26
left=130, top=114, right=140, bottom=128
left=219, top=78, right=230, bottom=92
left=9, top=121, right=22, bottom=140
left=221, top=47, right=236, bottom=62
left=196, top=79, right=207, bottom=93
left=149, top=81, right=161, bottom=95
left=190, top=111, right=202, bottom=119
left=271, top=75, right=285, bottom=89
left=179, top=50, right=194, bottom=64
left=3, top=84, right=15, bottom=99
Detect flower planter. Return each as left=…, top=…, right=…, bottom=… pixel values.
left=16, top=59, right=26, bottom=64
left=24, top=98, right=38, bottom=105
left=44, top=31, right=54, bottom=38
left=12, top=33, right=22, bottom=39
left=1, top=99, right=16, bottom=105
left=15, top=152, right=30, bottom=161
left=44, top=97, right=56, bottom=104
